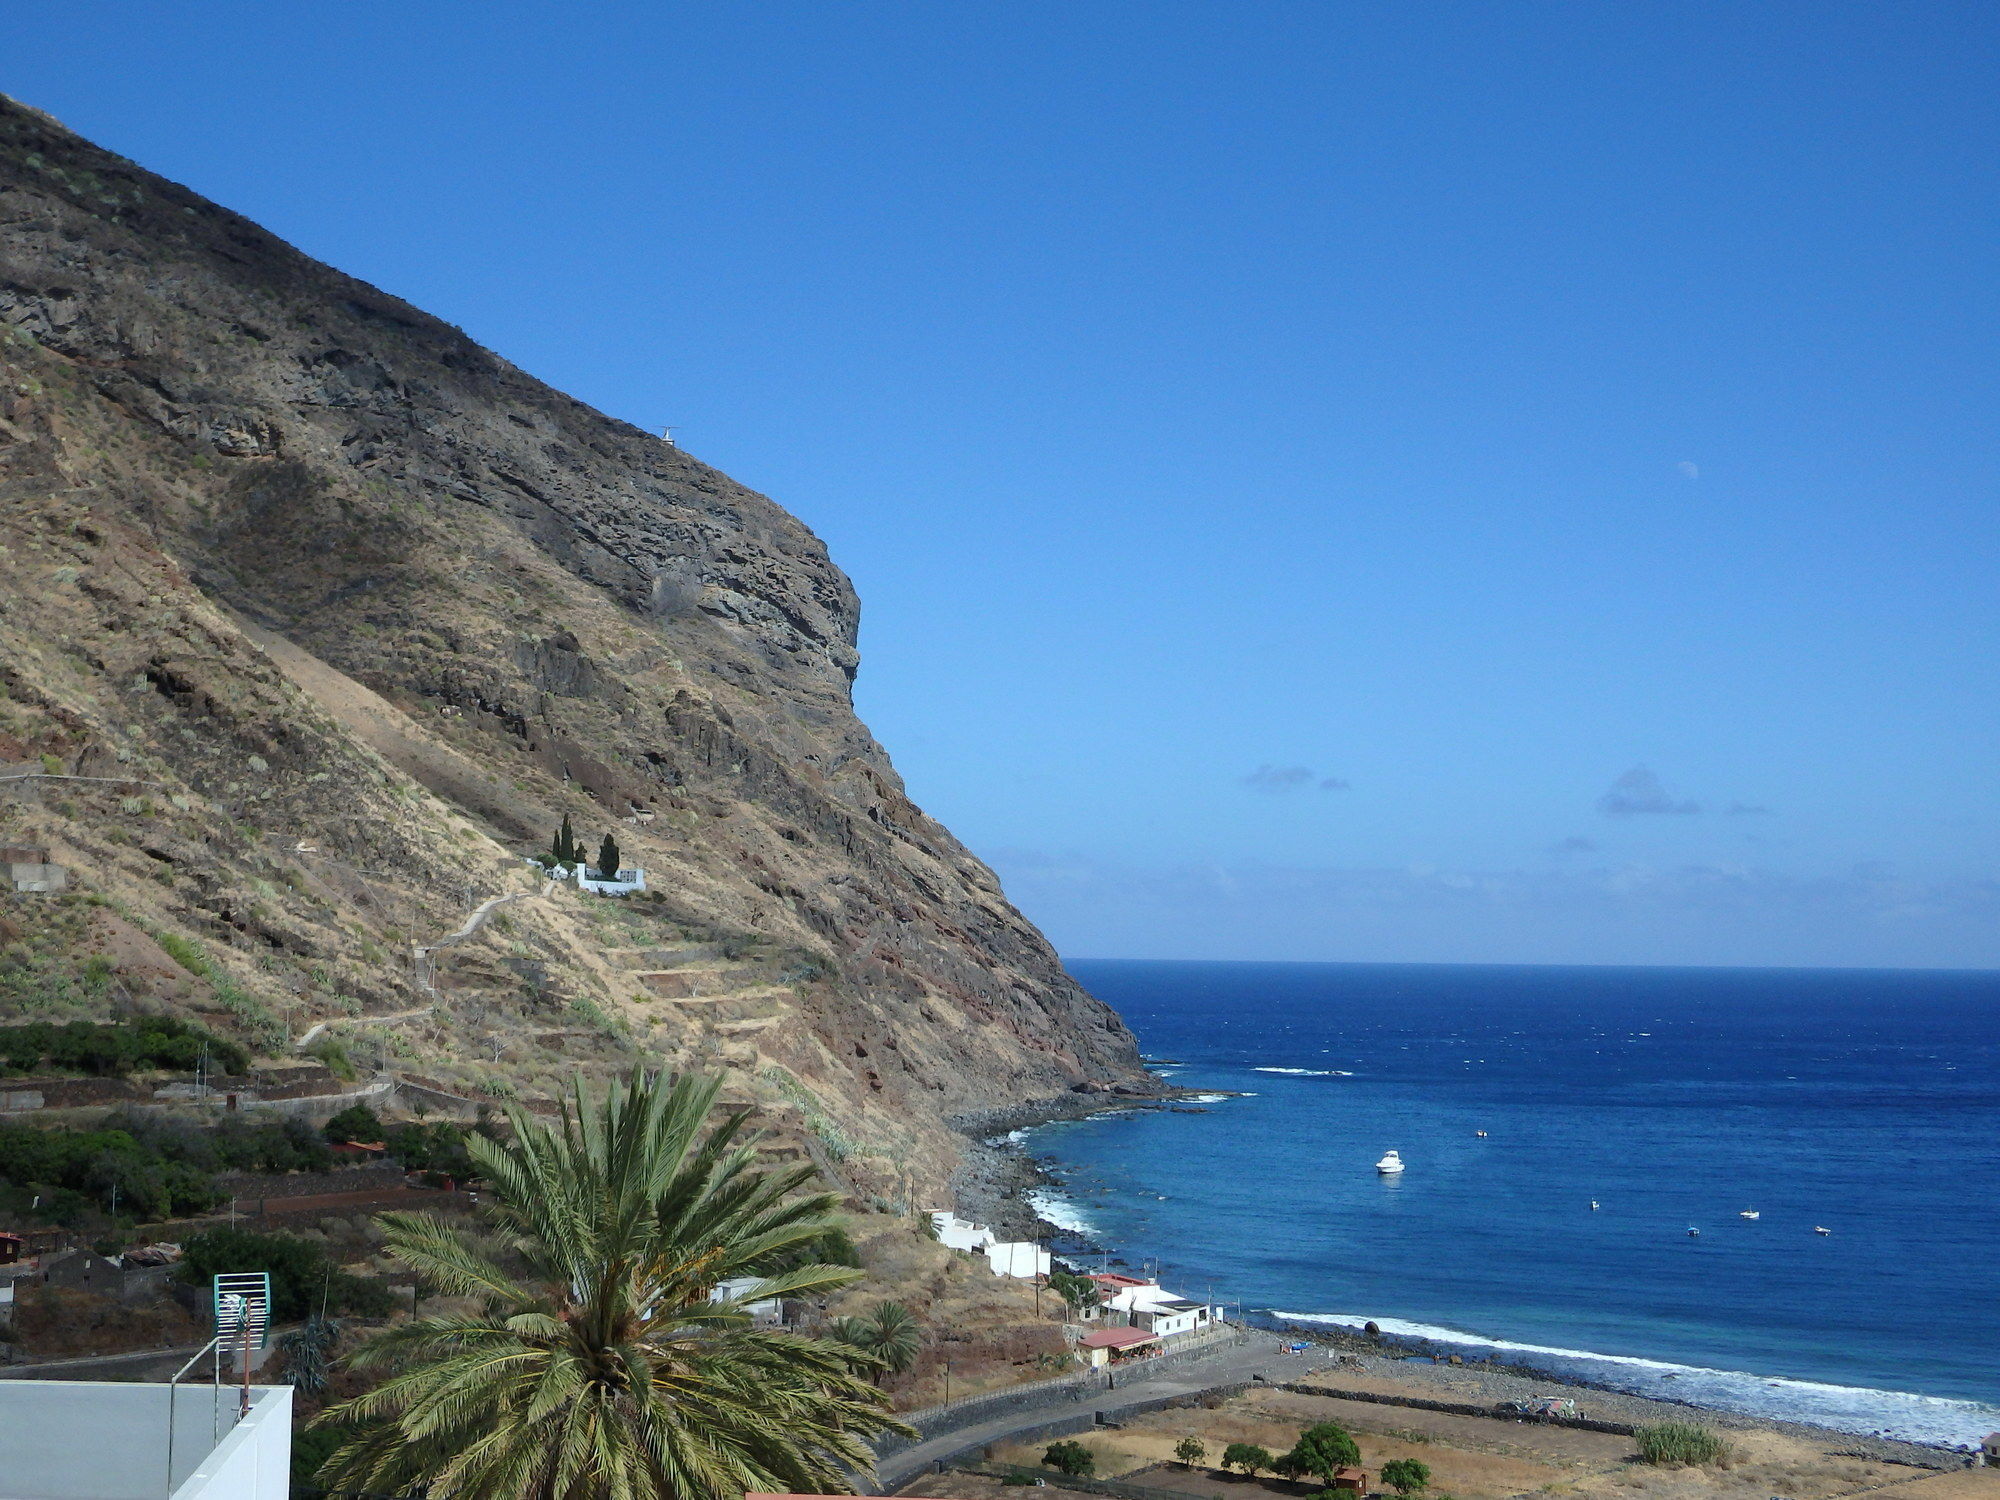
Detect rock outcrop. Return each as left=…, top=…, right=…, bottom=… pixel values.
left=0, top=94, right=1151, bottom=1195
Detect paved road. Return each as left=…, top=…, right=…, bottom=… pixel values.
left=876, top=1337, right=1348, bottom=1490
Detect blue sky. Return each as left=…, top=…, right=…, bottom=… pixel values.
left=17, top=3, right=1999, bottom=966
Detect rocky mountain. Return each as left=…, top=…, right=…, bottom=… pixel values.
left=0, top=94, right=1151, bottom=1197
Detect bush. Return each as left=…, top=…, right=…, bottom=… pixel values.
left=1382, top=1458, right=1432, bottom=1494
left=322, top=1104, right=385, bottom=1145
left=1634, top=1422, right=1730, bottom=1467
left=1176, top=1436, right=1208, bottom=1469
left=156, top=933, right=211, bottom=977
left=1043, top=1440, right=1096, bottom=1477
left=0, top=1017, right=246, bottom=1077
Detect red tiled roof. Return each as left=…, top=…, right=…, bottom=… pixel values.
left=1079, top=1326, right=1159, bottom=1349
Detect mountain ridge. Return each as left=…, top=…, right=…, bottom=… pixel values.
left=0, top=92, right=1152, bottom=1196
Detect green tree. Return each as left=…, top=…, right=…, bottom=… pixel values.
left=596, top=832, right=621, bottom=882
left=1382, top=1459, right=1432, bottom=1494
left=322, top=1104, right=385, bottom=1145
left=1176, top=1436, right=1208, bottom=1469
left=312, top=1069, right=909, bottom=1500
left=831, top=1300, right=922, bottom=1374
left=1047, top=1269, right=1102, bottom=1316
left=1042, top=1441, right=1096, bottom=1477
left=178, top=1227, right=385, bottom=1320
left=1222, top=1442, right=1275, bottom=1478
left=550, top=814, right=582, bottom=868
left=1286, top=1424, right=1362, bottom=1485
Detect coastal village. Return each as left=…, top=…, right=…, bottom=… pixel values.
left=0, top=11, right=1993, bottom=1500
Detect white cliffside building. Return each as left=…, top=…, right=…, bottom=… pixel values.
left=929, top=1211, right=995, bottom=1253
left=1104, top=1279, right=1216, bottom=1339
left=0, top=1380, right=291, bottom=1500
left=983, top=1241, right=1051, bottom=1279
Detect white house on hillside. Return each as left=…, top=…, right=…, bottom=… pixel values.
left=711, top=1275, right=784, bottom=1328
left=929, top=1211, right=995, bottom=1253
left=982, top=1241, right=1051, bottom=1279
left=1103, top=1279, right=1216, bottom=1339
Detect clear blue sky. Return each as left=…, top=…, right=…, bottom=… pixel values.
left=17, top=2, right=1999, bottom=966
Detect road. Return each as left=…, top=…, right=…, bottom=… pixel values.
left=876, top=1336, right=1348, bottom=1489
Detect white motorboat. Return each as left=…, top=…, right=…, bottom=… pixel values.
left=1739, top=1209, right=1760, bottom=1220
left=1375, top=1150, right=1405, bottom=1174
left=1589, top=1200, right=1600, bottom=1210
left=1687, top=1226, right=1701, bottom=1237
left=1814, top=1225, right=1831, bottom=1235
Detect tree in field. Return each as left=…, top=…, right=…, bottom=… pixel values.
left=1222, top=1442, right=1275, bottom=1479
left=1043, top=1441, right=1096, bottom=1477
left=1286, top=1423, right=1362, bottom=1485
left=1381, top=1459, right=1432, bottom=1494
left=830, top=1300, right=922, bottom=1375
left=1176, top=1436, right=1208, bottom=1469
left=596, top=832, right=621, bottom=882
left=310, top=1069, right=909, bottom=1500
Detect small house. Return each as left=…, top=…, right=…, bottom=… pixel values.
left=39, top=1248, right=133, bottom=1299
left=1331, top=1469, right=1369, bottom=1493
left=1078, top=1325, right=1159, bottom=1367
left=1982, top=1433, right=2000, bottom=1465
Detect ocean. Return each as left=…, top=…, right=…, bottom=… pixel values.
left=1015, top=959, right=2000, bottom=1447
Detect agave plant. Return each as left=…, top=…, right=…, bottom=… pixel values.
left=277, top=1315, right=342, bottom=1397
left=311, top=1069, right=909, bottom=1500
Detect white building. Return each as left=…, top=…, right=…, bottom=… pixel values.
left=0, top=1379, right=291, bottom=1500
left=929, top=1211, right=995, bottom=1253
left=711, top=1274, right=784, bottom=1327
left=1104, top=1280, right=1216, bottom=1339
left=982, top=1241, right=1051, bottom=1279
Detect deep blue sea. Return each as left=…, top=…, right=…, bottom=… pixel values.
left=1017, top=960, right=2000, bottom=1446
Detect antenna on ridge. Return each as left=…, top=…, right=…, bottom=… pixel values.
left=660, top=426, right=679, bottom=447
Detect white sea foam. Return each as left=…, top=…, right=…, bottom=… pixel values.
left=1181, top=1092, right=1234, bottom=1103
left=1253, top=1067, right=1355, bottom=1077
left=1273, top=1312, right=2000, bottom=1446
left=1025, top=1187, right=1097, bottom=1236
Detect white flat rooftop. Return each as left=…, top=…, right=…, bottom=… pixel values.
left=0, top=1380, right=292, bottom=1500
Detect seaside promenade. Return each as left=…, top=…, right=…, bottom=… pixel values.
left=874, top=1333, right=1342, bottom=1490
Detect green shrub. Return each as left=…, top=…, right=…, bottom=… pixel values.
left=1634, top=1423, right=1730, bottom=1467
left=1176, top=1436, right=1207, bottom=1468
left=1042, top=1441, right=1096, bottom=1477
left=156, top=932, right=211, bottom=976
left=322, top=1104, right=385, bottom=1144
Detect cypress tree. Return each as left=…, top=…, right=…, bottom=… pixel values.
left=597, top=832, right=621, bottom=882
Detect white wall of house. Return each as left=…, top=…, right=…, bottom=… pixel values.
left=983, top=1242, right=1050, bottom=1279
left=0, top=1380, right=291, bottom=1500
left=711, top=1275, right=783, bottom=1326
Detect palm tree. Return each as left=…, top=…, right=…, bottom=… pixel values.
left=830, top=1300, right=922, bottom=1375
left=311, top=1069, right=910, bottom=1500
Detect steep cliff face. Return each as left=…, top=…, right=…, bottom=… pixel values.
left=0, top=95, right=1149, bottom=1194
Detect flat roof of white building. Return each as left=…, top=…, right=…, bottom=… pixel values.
left=0, top=1380, right=292, bottom=1500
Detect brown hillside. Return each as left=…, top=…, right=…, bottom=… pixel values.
left=0, top=93, right=1152, bottom=1197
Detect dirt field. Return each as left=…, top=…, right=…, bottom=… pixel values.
left=944, top=1380, right=1989, bottom=1500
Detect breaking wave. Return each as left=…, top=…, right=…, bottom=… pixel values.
left=1272, top=1312, right=2000, bottom=1447
left=1253, top=1067, right=1355, bottom=1077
